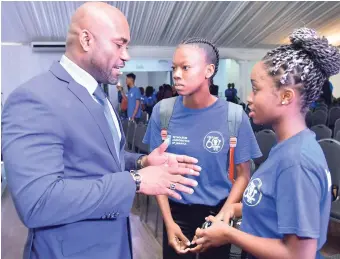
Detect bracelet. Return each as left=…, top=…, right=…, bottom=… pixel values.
left=130, top=170, right=142, bottom=192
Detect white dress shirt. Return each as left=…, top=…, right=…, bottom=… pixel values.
left=60, top=55, right=122, bottom=140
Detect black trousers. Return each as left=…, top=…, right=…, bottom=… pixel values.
left=163, top=199, right=231, bottom=259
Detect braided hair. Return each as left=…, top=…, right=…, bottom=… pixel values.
left=180, top=37, right=220, bottom=86
left=263, top=27, right=340, bottom=112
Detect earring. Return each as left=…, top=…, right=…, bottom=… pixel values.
left=281, top=100, right=286, bottom=105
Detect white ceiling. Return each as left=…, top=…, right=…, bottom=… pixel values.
left=2, top=1, right=340, bottom=48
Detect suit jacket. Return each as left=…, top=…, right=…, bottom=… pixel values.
left=1, top=62, right=142, bottom=259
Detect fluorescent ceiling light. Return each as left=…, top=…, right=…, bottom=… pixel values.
left=1, top=42, right=24, bottom=46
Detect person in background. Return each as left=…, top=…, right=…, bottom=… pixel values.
left=153, top=87, right=158, bottom=102
left=157, top=85, right=165, bottom=102
left=145, top=86, right=156, bottom=117
left=144, top=37, right=261, bottom=259
left=231, top=83, right=237, bottom=98
left=120, top=73, right=142, bottom=122
left=225, top=83, right=234, bottom=102
left=164, top=84, right=174, bottom=99
left=118, top=84, right=128, bottom=119
left=320, top=79, right=333, bottom=106
left=192, top=27, right=339, bottom=259
left=139, top=87, right=146, bottom=111
left=172, top=85, right=179, bottom=97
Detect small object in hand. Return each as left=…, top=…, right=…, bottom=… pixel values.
left=201, top=218, right=234, bottom=229
left=201, top=221, right=212, bottom=229
left=188, top=243, right=197, bottom=249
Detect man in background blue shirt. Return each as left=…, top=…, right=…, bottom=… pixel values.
left=125, top=73, right=142, bottom=122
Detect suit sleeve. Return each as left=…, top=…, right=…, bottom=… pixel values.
left=1, top=87, right=136, bottom=228
left=124, top=151, right=143, bottom=171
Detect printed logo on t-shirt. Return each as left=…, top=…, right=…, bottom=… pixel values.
left=325, top=169, right=332, bottom=191
left=171, top=136, right=190, bottom=146
left=243, top=178, right=263, bottom=207
left=203, top=131, right=224, bottom=153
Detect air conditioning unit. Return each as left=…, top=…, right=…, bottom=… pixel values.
left=31, top=42, right=66, bottom=52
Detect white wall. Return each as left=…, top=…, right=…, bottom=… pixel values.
left=1, top=46, right=173, bottom=107
left=121, top=59, right=172, bottom=72
left=1, top=45, right=61, bottom=104
left=148, top=72, right=170, bottom=89
left=213, top=59, right=227, bottom=97
left=226, top=59, right=240, bottom=87
left=330, top=73, right=340, bottom=98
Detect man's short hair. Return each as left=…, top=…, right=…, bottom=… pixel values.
left=126, top=73, right=136, bottom=81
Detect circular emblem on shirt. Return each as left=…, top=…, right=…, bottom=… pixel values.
left=203, top=131, right=224, bottom=153
left=243, top=178, right=263, bottom=207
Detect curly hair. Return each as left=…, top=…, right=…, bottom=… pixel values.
left=262, top=27, right=340, bottom=112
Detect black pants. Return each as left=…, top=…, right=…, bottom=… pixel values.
left=163, top=199, right=231, bottom=259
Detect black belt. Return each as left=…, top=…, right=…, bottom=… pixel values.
left=169, top=197, right=228, bottom=212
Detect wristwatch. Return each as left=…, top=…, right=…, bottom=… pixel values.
left=136, top=155, right=146, bottom=170
left=130, top=170, right=142, bottom=192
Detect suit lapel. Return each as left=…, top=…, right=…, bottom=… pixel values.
left=50, top=61, right=122, bottom=167
left=107, top=98, right=126, bottom=171
left=67, top=81, right=121, bottom=167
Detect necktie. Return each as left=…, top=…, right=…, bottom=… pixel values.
left=93, top=85, right=120, bottom=158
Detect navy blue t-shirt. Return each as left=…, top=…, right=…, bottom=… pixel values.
left=143, top=96, right=262, bottom=206
left=241, top=129, right=332, bottom=259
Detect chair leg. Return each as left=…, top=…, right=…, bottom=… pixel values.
left=139, top=194, right=146, bottom=221
left=155, top=206, right=160, bottom=238
left=136, top=193, right=140, bottom=209
left=144, top=196, right=150, bottom=223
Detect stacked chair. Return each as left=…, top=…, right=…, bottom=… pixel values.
left=318, top=139, right=340, bottom=224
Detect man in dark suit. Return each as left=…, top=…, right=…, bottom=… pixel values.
left=1, top=2, right=200, bottom=259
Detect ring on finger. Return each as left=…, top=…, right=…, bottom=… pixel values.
left=169, top=183, right=176, bottom=190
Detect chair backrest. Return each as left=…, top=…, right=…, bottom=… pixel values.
left=336, top=131, right=340, bottom=142
left=122, top=120, right=129, bottom=137
left=328, top=107, right=340, bottom=128
left=318, top=139, right=340, bottom=188
left=253, top=129, right=277, bottom=166
left=315, top=106, right=328, bottom=113
left=126, top=120, right=137, bottom=150
left=334, top=119, right=340, bottom=138
left=310, top=124, right=332, bottom=141
left=311, top=110, right=327, bottom=126
left=305, top=111, right=313, bottom=128
left=134, top=124, right=149, bottom=154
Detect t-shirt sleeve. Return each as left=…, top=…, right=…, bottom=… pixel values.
left=276, top=165, right=322, bottom=238
left=135, top=88, right=141, bottom=100
left=234, top=111, right=262, bottom=164
left=142, top=103, right=162, bottom=152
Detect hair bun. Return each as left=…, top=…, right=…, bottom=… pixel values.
left=289, top=27, right=340, bottom=77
